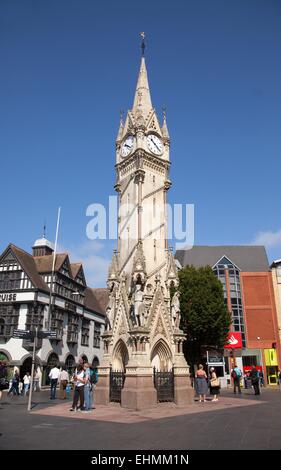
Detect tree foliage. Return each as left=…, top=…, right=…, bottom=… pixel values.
left=178, top=265, right=231, bottom=363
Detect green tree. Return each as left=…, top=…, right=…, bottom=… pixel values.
left=178, top=265, right=231, bottom=366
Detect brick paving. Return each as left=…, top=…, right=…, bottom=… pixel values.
left=1, top=387, right=281, bottom=449
left=31, top=394, right=265, bottom=423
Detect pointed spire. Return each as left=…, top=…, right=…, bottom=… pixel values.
left=133, top=56, right=153, bottom=115
left=161, top=107, right=170, bottom=141
left=116, top=110, right=124, bottom=142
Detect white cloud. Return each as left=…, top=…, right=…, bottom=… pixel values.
left=59, top=240, right=111, bottom=287
left=251, top=229, right=281, bottom=249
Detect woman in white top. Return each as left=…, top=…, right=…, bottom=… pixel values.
left=23, top=372, right=31, bottom=396
left=69, top=365, right=85, bottom=411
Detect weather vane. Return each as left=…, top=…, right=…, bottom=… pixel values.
left=140, top=32, right=145, bottom=56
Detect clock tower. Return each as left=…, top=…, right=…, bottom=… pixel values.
left=95, top=39, right=193, bottom=409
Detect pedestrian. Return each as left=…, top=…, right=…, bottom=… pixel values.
left=8, top=369, right=20, bottom=396
left=278, top=370, right=281, bottom=391
left=209, top=367, right=220, bottom=402
left=0, top=361, right=9, bottom=404
left=58, top=366, right=69, bottom=400
left=33, top=368, right=40, bottom=391
left=91, top=366, right=99, bottom=409
left=83, top=363, right=92, bottom=412
left=23, top=372, right=31, bottom=396
left=259, top=369, right=264, bottom=387
left=231, top=364, right=242, bottom=394
left=49, top=363, right=60, bottom=400
left=249, top=365, right=260, bottom=395
left=69, top=364, right=86, bottom=412
left=195, top=364, right=208, bottom=403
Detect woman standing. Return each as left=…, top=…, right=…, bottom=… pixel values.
left=209, top=367, right=220, bottom=402
left=69, top=364, right=86, bottom=412
left=195, top=364, right=208, bottom=402
left=23, top=372, right=31, bottom=396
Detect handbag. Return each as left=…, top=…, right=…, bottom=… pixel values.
left=210, top=377, right=220, bottom=387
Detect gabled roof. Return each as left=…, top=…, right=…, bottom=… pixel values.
left=34, top=253, right=68, bottom=274
left=175, top=246, right=269, bottom=272
left=70, top=263, right=82, bottom=279
left=1, top=244, right=49, bottom=292
left=84, top=288, right=108, bottom=317
left=70, top=263, right=87, bottom=285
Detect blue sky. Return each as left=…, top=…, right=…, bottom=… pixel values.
left=0, top=0, right=281, bottom=286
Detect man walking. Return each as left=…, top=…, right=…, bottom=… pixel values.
left=231, top=364, right=242, bottom=394
left=250, top=365, right=260, bottom=395
left=49, top=364, right=60, bottom=400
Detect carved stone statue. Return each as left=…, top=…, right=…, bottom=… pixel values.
left=132, top=284, right=145, bottom=327
left=171, top=291, right=181, bottom=328
left=106, top=282, right=116, bottom=330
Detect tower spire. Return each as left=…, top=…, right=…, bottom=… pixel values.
left=133, top=33, right=152, bottom=115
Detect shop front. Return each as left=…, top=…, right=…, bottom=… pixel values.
left=264, top=348, right=278, bottom=385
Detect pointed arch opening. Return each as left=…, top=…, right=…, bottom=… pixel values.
left=151, top=339, right=173, bottom=372
left=112, top=339, right=129, bottom=372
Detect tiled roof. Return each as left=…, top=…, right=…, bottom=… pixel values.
left=84, top=288, right=108, bottom=316
left=9, top=244, right=49, bottom=292
left=34, top=253, right=68, bottom=273
left=175, top=246, right=269, bottom=272
left=70, top=263, right=82, bottom=279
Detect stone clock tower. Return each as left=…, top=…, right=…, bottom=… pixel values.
left=95, top=40, right=193, bottom=409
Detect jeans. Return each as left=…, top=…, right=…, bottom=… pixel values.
left=8, top=382, right=20, bottom=396
left=234, top=378, right=241, bottom=393
left=72, top=385, right=85, bottom=410
left=50, top=379, right=58, bottom=399
left=84, top=384, right=93, bottom=410
left=24, top=384, right=30, bottom=395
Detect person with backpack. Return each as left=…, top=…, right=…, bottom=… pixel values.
left=91, top=366, right=99, bottom=408
left=231, top=364, right=242, bottom=394
left=83, top=363, right=93, bottom=412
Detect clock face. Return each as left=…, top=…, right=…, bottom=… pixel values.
left=146, top=134, right=163, bottom=155
left=121, top=135, right=135, bottom=157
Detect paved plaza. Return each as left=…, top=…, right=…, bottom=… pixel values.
left=1, top=387, right=281, bottom=450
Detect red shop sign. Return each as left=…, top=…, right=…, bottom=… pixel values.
left=224, top=332, right=242, bottom=349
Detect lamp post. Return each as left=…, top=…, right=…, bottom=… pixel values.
left=27, top=325, right=38, bottom=412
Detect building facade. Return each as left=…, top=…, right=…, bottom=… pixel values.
left=175, top=246, right=281, bottom=385
left=0, top=238, right=107, bottom=385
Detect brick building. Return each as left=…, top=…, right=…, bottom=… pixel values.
left=175, top=246, right=281, bottom=385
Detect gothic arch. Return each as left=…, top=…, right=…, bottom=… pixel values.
left=151, top=338, right=173, bottom=372
left=112, top=339, right=129, bottom=371
left=0, top=349, right=12, bottom=363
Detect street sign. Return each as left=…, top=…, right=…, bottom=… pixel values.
left=38, top=331, right=57, bottom=339
left=13, top=329, right=33, bottom=339
left=13, top=329, right=57, bottom=340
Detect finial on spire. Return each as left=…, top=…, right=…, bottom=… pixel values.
left=140, top=32, right=145, bottom=56
left=162, top=106, right=167, bottom=121
left=43, top=221, right=46, bottom=238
